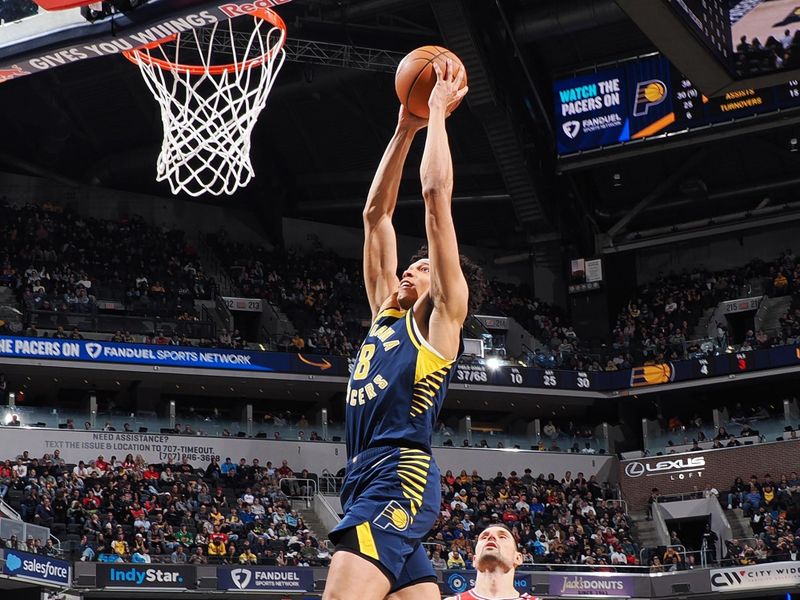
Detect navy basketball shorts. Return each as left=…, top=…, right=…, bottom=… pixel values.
left=329, top=445, right=441, bottom=591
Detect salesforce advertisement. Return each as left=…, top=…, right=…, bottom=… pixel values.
left=2, top=549, right=71, bottom=586
left=95, top=564, right=196, bottom=589
left=554, top=55, right=675, bottom=155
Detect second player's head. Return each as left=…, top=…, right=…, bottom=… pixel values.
left=474, top=524, right=522, bottom=573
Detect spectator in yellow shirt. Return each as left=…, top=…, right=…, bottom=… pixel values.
left=447, top=549, right=466, bottom=569
left=208, top=539, right=226, bottom=557
left=239, top=546, right=258, bottom=565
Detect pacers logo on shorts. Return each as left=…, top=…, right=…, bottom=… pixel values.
left=633, top=79, right=667, bottom=116
left=373, top=501, right=410, bottom=532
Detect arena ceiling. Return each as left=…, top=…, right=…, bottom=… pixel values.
left=2, top=0, right=800, bottom=258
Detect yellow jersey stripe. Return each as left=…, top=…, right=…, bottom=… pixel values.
left=399, top=476, right=426, bottom=494
left=355, top=522, right=379, bottom=561
left=400, top=489, right=423, bottom=503
left=402, top=492, right=419, bottom=516
left=405, top=310, right=422, bottom=350
left=380, top=308, right=407, bottom=319
left=413, top=386, right=437, bottom=398
left=398, top=470, right=427, bottom=486
left=398, top=463, right=429, bottom=477
left=412, top=394, right=434, bottom=407
left=399, top=459, right=431, bottom=469
left=399, top=449, right=431, bottom=457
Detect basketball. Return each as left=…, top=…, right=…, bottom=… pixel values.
left=395, top=45, right=467, bottom=119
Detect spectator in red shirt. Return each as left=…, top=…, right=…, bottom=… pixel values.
left=95, top=455, right=109, bottom=472
left=277, top=460, right=300, bottom=496
left=209, top=524, right=229, bottom=546
left=502, top=505, right=519, bottom=524
left=82, top=490, right=101, bottom=510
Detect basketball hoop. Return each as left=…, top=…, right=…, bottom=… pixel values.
left=123, top=8, right=287, bottom=197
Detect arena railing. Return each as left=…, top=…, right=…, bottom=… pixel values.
left=0, top=517, right=59, bottom=553
left=26, top=309, right=215, bottom=338
left=279, top=477, right=318, bottom=509
left=318, top=470, right=343, bottom=495
left=640, top=544, right=690, bottom=568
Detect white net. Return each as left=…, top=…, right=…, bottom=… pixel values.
left=125, top=14, right=286, bottom=197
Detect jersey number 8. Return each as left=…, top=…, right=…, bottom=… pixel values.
left=353, top=344, right=376, bottom=380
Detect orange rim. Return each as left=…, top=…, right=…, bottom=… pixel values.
left=122, top=7, right=286, bottom=75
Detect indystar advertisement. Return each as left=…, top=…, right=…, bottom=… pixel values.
left=217, top=566, right=314, bottom=591
left=2, top=549, right=70, bottom=586
left=443, top=570, right=531, bottom=595
left=711, top=562, right=800, bottom=591
left=96, top=564, right=196, bottom=589
left=550, top=574, right=634, bottom=597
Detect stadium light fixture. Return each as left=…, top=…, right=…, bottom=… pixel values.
left=486, top=357, right=501, bottom=370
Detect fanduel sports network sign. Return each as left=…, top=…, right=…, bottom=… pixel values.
left=711, top=562, right=800, bottom=591
left=217, top=566, right=314, bottom=591
left=549, top=574, right=634, bottom=597
left=96, top=564, right=196, bottom=589
left=444, top=571, right=531, bottom=595
left=2, top=550, right=70, bottom=586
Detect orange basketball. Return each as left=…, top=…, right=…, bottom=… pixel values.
left=395, top=45, right=467, bottom=119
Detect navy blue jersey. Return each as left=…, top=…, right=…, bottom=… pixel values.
left=345, top=306, right=460, bottom=458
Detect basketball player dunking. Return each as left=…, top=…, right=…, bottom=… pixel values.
left=322, top=61, right=481, bottom=600
left=446, top=525, right=537, bottom=600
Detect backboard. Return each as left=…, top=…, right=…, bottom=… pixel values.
left=0, top=0, right=291, bottom=83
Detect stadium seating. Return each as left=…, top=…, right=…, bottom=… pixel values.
left=0, top=451, right=330, bottom=566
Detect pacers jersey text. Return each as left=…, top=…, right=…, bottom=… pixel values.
left=345, top=307, right=459, bottom=457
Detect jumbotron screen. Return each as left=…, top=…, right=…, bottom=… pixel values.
left=668, top=0, right=800, bottom=78
left=554, top=52, right=800, bottom=155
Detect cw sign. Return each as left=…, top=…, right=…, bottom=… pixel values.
left=711, top=562, right=800, bottom=591
left=624, top=456, right=705, bottom=480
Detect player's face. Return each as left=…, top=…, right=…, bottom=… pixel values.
left=397, top=259, right=431, bottom=309
left=474, top=526, right=522, bottom=572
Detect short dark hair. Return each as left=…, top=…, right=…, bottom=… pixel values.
left=479, top=523, right=514, bottom=536
left=409, top=245, right=486, bottom=313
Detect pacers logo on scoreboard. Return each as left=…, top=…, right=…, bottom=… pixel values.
left=630, top=363, right=674, bottom=387
left=633, top=79, right=667, bottom=116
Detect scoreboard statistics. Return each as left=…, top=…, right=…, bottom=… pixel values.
left=555, top=53, right=800, bottom=155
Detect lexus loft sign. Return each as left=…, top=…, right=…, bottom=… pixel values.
left=623, top=456, right=705, bottom=480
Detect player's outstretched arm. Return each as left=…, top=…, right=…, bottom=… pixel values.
left=420, top=60, right=469, bottom=359
left=363, top=107, right=427, bottom=319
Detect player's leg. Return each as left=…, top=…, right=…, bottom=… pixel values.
left=387, top=582, right=441, bottom=600
left=323, top=549, right=391, bottom=600
left=386, top=544, right=440, bottom=600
